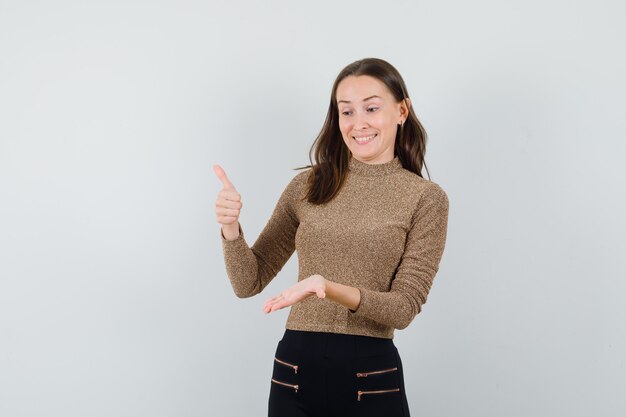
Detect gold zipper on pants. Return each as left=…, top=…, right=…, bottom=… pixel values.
left=274, top=357, right=298, bottom=374
left=357, top=388, right=400, bottom=401
left=271, top=378, right=299, bottom=393
left=356, top=367, right=398, bottom=377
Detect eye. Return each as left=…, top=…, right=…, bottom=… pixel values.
left=341, top=110, right=352, bottom=116
left=367, top=107, right=379, bottom=112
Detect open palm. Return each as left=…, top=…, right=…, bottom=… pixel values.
left=263, top=274, right=327, bottom=314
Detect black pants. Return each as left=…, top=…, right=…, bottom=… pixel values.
left=268, top=329, right=411, bottom=417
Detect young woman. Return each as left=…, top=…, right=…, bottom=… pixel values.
left=214, top=57, right=449, bottom=417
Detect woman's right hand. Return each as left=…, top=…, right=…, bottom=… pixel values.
left=213, top=164, right=243, bottom=240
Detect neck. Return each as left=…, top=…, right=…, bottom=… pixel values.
left=348, top=155, right=403, bottom=177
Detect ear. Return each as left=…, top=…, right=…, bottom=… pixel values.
left=402, top=97, right=412, bottom=114
left=398, top=97, right=412, bottom=121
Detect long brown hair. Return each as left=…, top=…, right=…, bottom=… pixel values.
left=294, top=57, right=430, bottom=205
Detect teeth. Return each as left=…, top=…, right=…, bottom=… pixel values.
left=354, top=134, right=376, bottom=142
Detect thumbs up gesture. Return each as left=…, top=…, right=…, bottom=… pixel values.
left=213, top=164, right=243, bottom=240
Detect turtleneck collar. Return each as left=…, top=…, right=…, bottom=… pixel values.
left=348, top=155, right=403, bottom=177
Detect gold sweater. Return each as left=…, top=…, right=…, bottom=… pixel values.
left=220, top=155, right=449, bottom=339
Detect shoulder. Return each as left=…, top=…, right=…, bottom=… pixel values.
left=293, top=168, right=313, bottom=182
left=280, top=168, right=312, bottom=197
left=395, top=169, right=447, bottom=196
left=288, top=168, right=312, bottom=188
left=394, top=169, right=449, bottom=208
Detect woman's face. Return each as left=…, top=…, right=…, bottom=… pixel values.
left=336, top=75, right=409, bottom=164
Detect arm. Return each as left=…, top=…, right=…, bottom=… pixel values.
left=220, top=172, right=305, bottom=298
left=337, top=183, right=449, bottom=329
left=325, top=280, right=361, bottom=312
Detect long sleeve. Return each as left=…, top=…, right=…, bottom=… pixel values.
left=220, top=172, right=304, bottom=298
left=347, top=183, right=450, bottom=329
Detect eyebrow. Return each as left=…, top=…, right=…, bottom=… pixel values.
left=337, top=95, right=381, bottom=104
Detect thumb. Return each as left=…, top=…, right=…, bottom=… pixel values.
left=213, top=164, right=237, bottom=190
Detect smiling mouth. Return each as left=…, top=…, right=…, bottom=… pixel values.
left=353, top=134, right=377, bottom=143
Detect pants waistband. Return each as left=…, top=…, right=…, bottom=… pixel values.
left=280, top=329, right=397, bottom=359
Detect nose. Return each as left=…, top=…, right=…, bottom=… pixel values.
left=354, top=111, right=370, bottom=129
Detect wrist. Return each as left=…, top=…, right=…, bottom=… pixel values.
left=323, top=279, right=360, bottom=312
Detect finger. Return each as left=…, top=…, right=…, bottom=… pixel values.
left=264, top=294, right=286, bottom=313
left=215, top=206, right=240, bottom=217
left=263, top=295, right=280, bottom=310
left=266, top=294, right=283, bottom=306
left=270, top=301, right=285, bottom=313
left=213, top=164, right=236, bottom=190
left=217, top=193, right=241, bottom=206
left=264, top=301, right=281, bottom=314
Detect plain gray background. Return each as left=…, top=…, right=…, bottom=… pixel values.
left=1, top=0, right=625, bottom=416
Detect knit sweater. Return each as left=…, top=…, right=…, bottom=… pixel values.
left=220, top=155, right=449, bottom=339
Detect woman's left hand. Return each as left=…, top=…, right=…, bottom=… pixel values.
left=263, top=274, right=327, bottom=314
